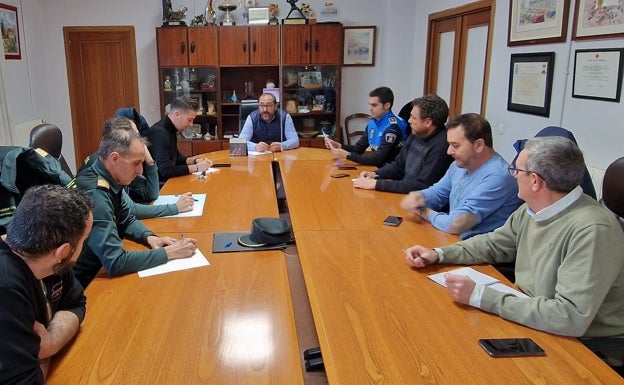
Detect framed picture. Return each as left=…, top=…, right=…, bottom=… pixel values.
left=507, top=0, right=570, bottom=46
left=507, top=52, right=555, bottom=117
left=572, top=0, right=624, bottom=40
left=248, top=7, right=269, bottom=25
left=0, top=3, right=20, bottom=60
left=572, top=48, right=624, bottom=102
left=298, top=71, right=322, bottom=88
left=343, top=26, right=376, bottom=66
left=190, top=93, right=203, bottom=112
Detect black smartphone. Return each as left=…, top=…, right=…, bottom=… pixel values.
left=331, top=173, right=350, bottom=178
left=383, top=216, right=403, bottom=226
left=478, top=338, right=546, bottom=357
left=338, top=166, right=357, bottom=170
left=212, top=163, right=231, bottom=168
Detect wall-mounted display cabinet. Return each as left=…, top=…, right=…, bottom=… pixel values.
left=156, top=24, right=344, bottom=154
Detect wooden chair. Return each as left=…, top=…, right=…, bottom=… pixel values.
left=344, top=113, right=370, bottom=146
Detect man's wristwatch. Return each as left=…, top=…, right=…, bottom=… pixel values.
left=195, top=165, right=199, bottom=173
left=193, top=157, right=198, bottom=164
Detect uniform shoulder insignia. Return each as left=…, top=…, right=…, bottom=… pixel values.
left=388, top=116, right=398, bottom=124
left=96, top=178, right=110, bottom=190
left=34, top=148, right=49, bottom=157
left=385, top=133, right=397, bottom=144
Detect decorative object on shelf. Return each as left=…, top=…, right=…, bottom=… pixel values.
left=343, top=26, right=377, bottom=66
left=266, top=79, right=276, bottom=88
left=218, top=0, right=238, bottom=26
left=222, top=90, right=231, bottom=100
left=163, top=75, right=172, bottom=90
left=248, top=7, right=270, bottom=25
left=285, top=71, right=298, bottom=87
left=283, top=0, right=307, bottom=24
left=190, top=14, right=206, bottom=26
left=572, top=48, right=624, bottom=102
left=207, top=101, right=216, bottom=115
left=162, top=1, right=188, bottom=26
left=313, top=95, right=325, bottom=111
left=286, top=100, right=298, bottom=114
left=268, top=3, right=280, bottom=25
left=319, top=120, right=333, bottom=136
left=0, top=3, right=20, bottom=60
left=205, top=0, right=217, bottom=25
left=298, top=71, right=322, bottom=88
left=201, top=74, right=217, bottom=89
left=230, top=90, right=239, bottom=102
left=572, top=0, right=624, bottom=41
left=190, top=94, right=204, bottom=113
left=508, top=0, right=569, bottom=46
left=507, top=52, right=555, bottom=117
left=244, top=81, right=255, bottom=99
left=181, top=68, right=190, bottom=91
left=318, top=2, right=338, bottom=23
left=301, top=3, right=316, bottom=24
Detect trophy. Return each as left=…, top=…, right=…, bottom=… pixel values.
left=218, top=0, right=238, bottom=26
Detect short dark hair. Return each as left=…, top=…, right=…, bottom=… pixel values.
left=411, top=94, right=449, bottom=129
left=259, top=93, right=277, bottom=104
left=6, top=185, right=93, bottom=258
left=369, top=86, right=394, bottom=107
left=447, top=113, right=493, bottom=148
left=170, top=96, right=198, bottom=113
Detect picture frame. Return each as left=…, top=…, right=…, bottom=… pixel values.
left=507, top=52, right=555, bottom=117
left=190, top=93, right=203, bottom=112
left=248, top=7, right=269, bottom=25
left=0, top=3, right=20, bottom=60
left=343, top=26, right=376, bottom=66
left=507, top=0, right=570, bottom=46
left=572, top=48, right=624, bottom=102
left=572, top=0, right=624, bottom=40
left=298, top=71, right=322, bottom=88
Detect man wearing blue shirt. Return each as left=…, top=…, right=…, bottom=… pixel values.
left=325, top=86, right=408, bottom=167
left=239, top=93, right=299, bottom=152
left=401, top=113, right=521, bottom=239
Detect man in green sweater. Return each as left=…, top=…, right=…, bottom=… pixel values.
left=404, top=136, right=624, bottom=364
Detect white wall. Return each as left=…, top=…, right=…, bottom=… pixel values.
left=6, top=0, right=624, bottom=172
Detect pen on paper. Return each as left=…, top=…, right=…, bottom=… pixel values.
left=176, top=194, right=199, bottom=202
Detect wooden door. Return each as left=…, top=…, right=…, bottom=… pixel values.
left=310, top=24, right=342, bottom=64
left=425, top=0, right=492, bottom=118
left=281, top=25, right=310, bottom=65
left=219, top=26, right=249, bottom=65
left=156, top=27, right=189, bottom=67
left=249, top=26, right=279, bottom=65
left=64, top=26, right=139, bottom=167
left=188, top=27, right=218, bottom=66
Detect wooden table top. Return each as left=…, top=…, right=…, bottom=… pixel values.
left=295, top=230, right=624, bottom=385
left=47, top=233, right=304, bottom=385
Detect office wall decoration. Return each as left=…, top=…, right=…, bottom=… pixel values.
left=572, top=0, right=624, bottom=40
left=343, top=26, right=376, bottom=66
left=0, top=3, right=20, bottom=60
left=508, top=0, right=569, bottom=46
left=507, top=52, right=555, bottom=117
left=572, top=48, right=624, bottom=102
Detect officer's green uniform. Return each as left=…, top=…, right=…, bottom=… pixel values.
left=70, top=159, right=168, bottom=288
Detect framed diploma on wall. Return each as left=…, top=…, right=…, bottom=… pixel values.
left=507, top=52, right=555, bottom=117
left=572, top=48, right=624, bottom=102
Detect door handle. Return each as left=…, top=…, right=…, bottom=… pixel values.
left=305, top=40, right=309, bottom=51
left=180, top=41, right=186, bottom=54
left=243, top=42, right=247, bottom=52
left=315, top=40, right=319, bottom=52
left=190, top=41, right=196, bottom=53
left=253, top=41, right=257, bottom=52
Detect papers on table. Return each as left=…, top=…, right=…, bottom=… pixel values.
left=193, top=167, right=220, bottom=176
left=428, top=267, right=529, bottom=298
left=249, top=150, right=272, bottom=155
left=138, top=249, right=210, bottom=278
left=152, top=193, right=206, bottom=217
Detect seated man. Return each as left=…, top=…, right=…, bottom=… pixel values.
left=239, top=93, right=299, bottom=152
left=353, top=94, right=453, bottom=193
left=325, top=86, right=408, bottom=167
left=0, top=185, right=93, bottom=383
left=72, top=121, right=198, bottom=288
left=404, top=137, right=624, bottom=363
left=401, top=113, right=521, bottom=239
left=144, top=96, right=213, bottom=184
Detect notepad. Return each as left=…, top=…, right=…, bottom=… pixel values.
left=428, top=267, right=529, bottom=298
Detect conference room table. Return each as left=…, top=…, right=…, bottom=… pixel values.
left=48, top=147, right=622, bottom=384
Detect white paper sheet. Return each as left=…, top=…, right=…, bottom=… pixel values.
left=152, top=193, right=206, bottom=218
left=428, top=267, right=528, bottom=298
left=138, top=249, right=210, bottom=278
left=248, top=150, right=272, bottom=155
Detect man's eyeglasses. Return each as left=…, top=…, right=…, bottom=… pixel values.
left=508, top=165, right=545, bottom=180
left=259, top=103, right=275, bottom=109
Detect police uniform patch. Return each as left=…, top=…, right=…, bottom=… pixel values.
left=388, top=117, right=398, bottom=124
left=96, top=178, right=110, bottom=190
left=385, top=133, right=397, bottom=144
left=34, top=148, right=49, bottom=157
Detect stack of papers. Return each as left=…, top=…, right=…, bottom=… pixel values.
left=428, top=267, right=529, bottom=298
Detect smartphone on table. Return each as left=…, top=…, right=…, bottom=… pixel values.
left=383, top=216, right=403, bottom=227
left=478, top=338, right=545, bottom=357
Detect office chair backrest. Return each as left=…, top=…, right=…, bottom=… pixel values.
left=398, top=101, right=412, bottom=122
left=239, top=103, right=259, bottom=133
left=344, top=113, right=370, bottom=146
left=602, top=157, right=624, bottom=229
left=29, top=123, right=74, bottom=178
left=512, top=126, right=597, bottom=199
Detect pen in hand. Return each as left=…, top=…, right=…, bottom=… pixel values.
left=175, top=194, right=199, bottom=202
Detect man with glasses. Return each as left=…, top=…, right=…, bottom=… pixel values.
left=403, top=137, right=624, bottom=369
left=239, top=93, right=299, bottom=152
left=401, top=113, right=521, bottom=239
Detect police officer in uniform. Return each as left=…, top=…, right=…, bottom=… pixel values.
left=70, top=117, right=198, bottom=288
left=325, top=86, right=408, bottom=167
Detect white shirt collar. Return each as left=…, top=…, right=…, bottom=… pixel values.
left=526, top=185, right=583, bottom=222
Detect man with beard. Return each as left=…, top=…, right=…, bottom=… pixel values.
left=0, top=185, right=93, bottom=384
left=239, top=93, right=299, bottom=152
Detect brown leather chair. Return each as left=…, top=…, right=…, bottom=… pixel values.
left=29, top=123, right=74, bottom=178
left=344, top=113, right=371, bottom=146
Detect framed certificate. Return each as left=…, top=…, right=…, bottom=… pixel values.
left=572, top=48, right=624, bottom=102
left=507, top=52, right=555, bottom=117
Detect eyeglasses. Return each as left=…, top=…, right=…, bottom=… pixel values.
left=259, top=103, right=275, bottom=109
left=508, top=165, right=545, bottom=180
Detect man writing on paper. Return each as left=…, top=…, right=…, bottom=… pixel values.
left=71, top=122, right=198, bottom=288
left=239, top=93, right=299, bottom=152
left=404, top=137, right=624, bottom=349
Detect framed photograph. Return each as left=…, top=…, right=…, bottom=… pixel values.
left=248, top=7, right=269, bottom=25
left=343, top=26, right=376, bottom=66
left=507, top=52, right=555, bottom=117
left=572, top=48, right=624, bottom=102
left=508, top=0, right=570, bottom=46
left=189, top=93, right=203, bottom=112
left=0, top=3, right=20, bottom=60
left=298, top=71, right=322, bottom=88
left=572, top=0, right=624, bottom=40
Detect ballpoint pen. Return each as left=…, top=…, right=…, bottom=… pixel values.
left=175, top=194, right=199, bottom=202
